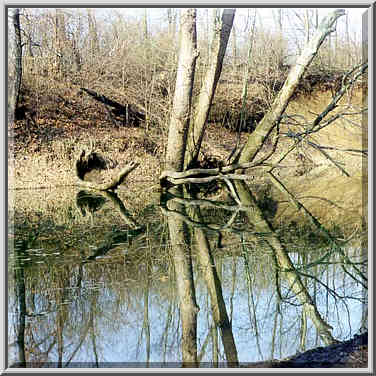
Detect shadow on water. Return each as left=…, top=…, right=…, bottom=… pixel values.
left=8, top=181, right=367, bottom=368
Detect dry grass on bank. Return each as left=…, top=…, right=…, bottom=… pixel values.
left=9, top=126, right=163, bottom=190
left=9, top=64, right=366, bottom=231
left=268, top=87, right=367, bottom=230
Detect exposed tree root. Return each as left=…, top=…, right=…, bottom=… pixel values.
left=75, top=149, right=139, bottom=191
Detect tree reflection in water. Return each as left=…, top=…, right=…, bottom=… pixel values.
left=8, top=184, right=367, bottom=367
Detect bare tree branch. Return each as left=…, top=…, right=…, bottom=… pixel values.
left=239, top=9, right=346, bottom=164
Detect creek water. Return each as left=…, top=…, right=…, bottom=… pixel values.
left=8, top=184, right=367, bottom=368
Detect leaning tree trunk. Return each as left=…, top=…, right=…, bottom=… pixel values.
left=185, top=9, right=236, bottom=168
left=13, top=8, right=22, bottom=117
left=165, top=8, right=198, bottom=172
left=233, top=180, right=337, bottom=346
left=238, top=9, right=346, bottom=164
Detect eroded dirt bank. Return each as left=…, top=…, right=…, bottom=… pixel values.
left=241, top=332, right=368, bottom=368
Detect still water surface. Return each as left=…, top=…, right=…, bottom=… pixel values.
left=8, top=185, right=367, bottom=367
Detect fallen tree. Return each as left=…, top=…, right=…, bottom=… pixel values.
left=80, top=87, right=146, bottom=125
left=75, top=150, right=139, bottom=191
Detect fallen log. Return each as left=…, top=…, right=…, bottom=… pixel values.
left=80, top=87, right=145, bottom=125
left=75, top=150, right=139, bottom=191
left=159, top=160, right=273, bottom=187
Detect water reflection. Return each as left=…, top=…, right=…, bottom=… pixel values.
left=8, top=183, right=367, bottom=367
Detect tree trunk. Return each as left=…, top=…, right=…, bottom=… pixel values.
left=239, top=12, right=256, bottom=132
left=238, top=9, right=345, bottom=164
left=164, top=10, right=200, bottom=366
left=13, top=242, right=27, bottom=366
left=232, top=25, right=237, bottom=64
left=13, top=8, right=22, bottom=116
left=233, top=180, right=337, bottom=345
left=304, top=9, right=310, bottom=44
left=75, top=150, right=139, bottom=191
left=54, top=9, right=67, bottom=76
left=166, top=187, right=199, bottom=366
left=87, top=9, right=99, bottom=62
left=71, top=13, right=82, bottom=72
left=143, top=9, right=148, bottom=40
left=167, top=8, right=177, bottom=39
left=165, top=8, right=198, bottom=172
left=185, top=9, right=236, bottom=168
left=191, top=206, right=239, bottom=366
left=278, top=9, right=283, bottom=32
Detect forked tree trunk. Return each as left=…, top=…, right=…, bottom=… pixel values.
left=165, top=8, right=198, bottom=172
left=185, top=9, right=235, bottom=168
left=238, top=9, right=345, bottom=164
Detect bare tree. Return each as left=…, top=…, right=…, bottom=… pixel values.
left=304, top=9, right=311, bottom=44
left=238, top=9, right=346, bottom=164
left=167, top=8, right=177, bottom=39
left=13, top=8, right=23, bottom=117
left=166, top=189, right=199, bottom=366
left=87, top=9, right=100, bottom=63
left=165, top=9, right=199, bottom=172
left=229, top=10, right=256, bottom=162
left=185, top=9, right=236, bottom=168
left=143, top=8, right=148, bottom=40
left=164, top=9, right=200, bottom=366
left=54, top=9, right=66, bottom=76
left=70, top=11, right=83, bottom=72
left=13, top=241, right=27, bottom=366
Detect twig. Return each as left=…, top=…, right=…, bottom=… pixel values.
left=268, top=171, right=367, bottom=283
left=269, top=62, right=367, bottom=173
left=306, top=140, right=367, bottom=156
left=308, top=141, right=350, bottom=177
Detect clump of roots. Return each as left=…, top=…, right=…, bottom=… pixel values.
left=76, top=150, right=118, bottom=182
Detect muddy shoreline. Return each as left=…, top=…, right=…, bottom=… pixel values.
left=241, top=332, right=368, bottom=368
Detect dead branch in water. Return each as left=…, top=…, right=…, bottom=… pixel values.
left=75, top=150, right=139, bottom=191
left=160, top=158, right=279, bottom=186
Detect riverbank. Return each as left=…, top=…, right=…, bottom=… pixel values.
left=9, top=85, right=366, bottom=234
left=242, top=332, right=368, bottom=368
